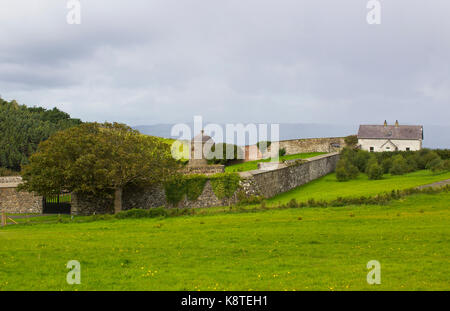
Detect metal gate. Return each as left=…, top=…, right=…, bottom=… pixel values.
left=43, top=193, right=71, bottom=214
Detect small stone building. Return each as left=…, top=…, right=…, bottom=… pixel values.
left=358, top=121, right=423, bottom=152
left=186, top=130, right=224, bottom=175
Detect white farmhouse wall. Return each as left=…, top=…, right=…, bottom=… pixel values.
left=359, top=139, right=422, bottom=152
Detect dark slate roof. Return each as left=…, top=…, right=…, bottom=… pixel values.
left=358, top=125, right=423, bottom=140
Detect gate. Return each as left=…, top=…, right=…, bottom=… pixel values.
left=43, top=193, right=71, bottom=214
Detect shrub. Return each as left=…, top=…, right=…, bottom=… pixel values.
left=336, top=158, right=359, bottom=182
left=344, top=135, right=358, bottom=148
left=426, top=157, right=444, bottom=173
left=164, top=178, right=187, bottom=205
left=256, top=141, right=272, bottom=153
left=381, top=158, right=393, bottom=174
left=355, top=151, right=371, bottom=172
left=435, top=149, right=450, bottom=160
left=207, top=143, right=243, bottom=165
left=390, top=155, right=408, bottom=175
left=115, top=208, right=168, bottom=219
left=367, top=162, right=384, bottom=180
left=444, top=159, right=450, bottom=171
left=210, top=172, right=241, bottom=200
left=185, top=175, right=208, bottom=201
left=236, top=191, right=263, bottom=205
left=279, top=148, right=287, bottom=157
left=0, top=167, right=20, bottom=176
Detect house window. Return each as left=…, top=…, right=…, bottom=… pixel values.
left=386, top=147, right=390, bottom=150
left=406, top=147, right=410, bottom=151
left=370, top=147, right=374, bottom=152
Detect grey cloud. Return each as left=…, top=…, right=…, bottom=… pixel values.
left=0, top=0, right=449, bottom=129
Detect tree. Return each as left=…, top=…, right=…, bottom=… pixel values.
left=336, top=158, right=359, bottom=182
left=344, top=135, right=358, bottom=148
left=367, top=161, right=383, bottom=180
left=0, top=98, right=81, bottom=171
left=20, top=123, right=179, bottom=213
left=426, top=157, right=444, bottom=173
left=390, top=155, right=408, bottom=175
left=355, top=150, right=371, bottom=172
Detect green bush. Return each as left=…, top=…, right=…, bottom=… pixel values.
left=426, top=158, right=444, bottom=173
left=336, top=158, right=359, bottom=182
left=279, top=148, right=287, bottom=157
left=164, top=178, right=187, bottom=205
left=256, top=141, right=272, bottom=153
left=115, top=208, right=168, bottom=219
left=435, top=149, right=450, bottom=160
left=381, top=158, right=393, bottom=174
left=210, top=172, right=241, bottom=200
left=344, top=135, right=358, bottom=148
left=185, top=175, right=208, bottom=201
left=390, top=155, right=408, bottom=175
left=0, top=167, right=20, bottom=176
left=207, top=143, right=243, bottom=165
left=165, top=175, right=209, bottom=205
left=355, top=151, right=371, bottom=172
left=444, top=159, right=450, bottom=171
left=367, top=162, right=384, bottom=180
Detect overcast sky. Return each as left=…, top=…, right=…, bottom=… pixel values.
left=0, top=0, right=449, bottom=127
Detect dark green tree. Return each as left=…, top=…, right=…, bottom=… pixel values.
left=20, top=123, right=179, bottom=213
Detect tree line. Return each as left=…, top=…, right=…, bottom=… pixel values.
left=0, top=98, right=82, bottom=172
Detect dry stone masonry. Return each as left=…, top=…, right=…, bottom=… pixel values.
left=0, top=177, right=43, bottom=214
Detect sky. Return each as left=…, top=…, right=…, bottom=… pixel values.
left=0, top=0, right=449, bottom=127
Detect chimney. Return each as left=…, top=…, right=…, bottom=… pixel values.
left=395, top=120, right=399, bottom=127
left=384, top=120, right=387, bottom=127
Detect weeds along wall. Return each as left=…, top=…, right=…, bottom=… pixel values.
left=71, top=153, right=340, bottom=215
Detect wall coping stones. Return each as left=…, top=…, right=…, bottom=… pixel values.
left=240, top=152, right=339, bottom=178
left=0, top=176, right=22, bottom=188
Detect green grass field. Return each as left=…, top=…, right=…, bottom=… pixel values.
left=268, top=170, right=450, bottom=205
left=1, top=190, right=449, bottom=290
left=225, top=152, right=326, bottom=172
left=1, top=169, right=449, bottom=291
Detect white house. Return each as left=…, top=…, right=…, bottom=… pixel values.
left=358, top=121, right=423, bottom=152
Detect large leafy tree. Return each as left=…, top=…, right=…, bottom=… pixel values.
left=20, top=122, right=179, bottom=213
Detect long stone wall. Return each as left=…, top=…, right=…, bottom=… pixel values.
left=71, top=153, right=340, bottom=215
left=239, top=153, right=340, bottom=198
left=0, top=177, right=43, bottom=214
left=279, top=137, right=345, bottom=155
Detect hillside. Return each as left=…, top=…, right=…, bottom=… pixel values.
left=0, top=98, right=82, bottom=171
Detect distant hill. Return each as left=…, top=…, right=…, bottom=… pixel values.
left=135, top=123, right=358, bottom=145
left=135, top=123, right=449, bottom=148
left=0, top=98, right=82, bottom=171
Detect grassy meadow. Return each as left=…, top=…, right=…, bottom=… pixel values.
left=225, top=152, right=326, bottom=172
left=268, top=170, right=450, bottom=205
left=0, top=192, right=449, bottom=290
left=0, top=169, right=449, bottom=291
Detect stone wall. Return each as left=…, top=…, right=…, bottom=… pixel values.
left=183, top=165, right=225, bottom=175
left=71, top=153, right=340, bottom=215
left=239, top=153, right=340, bottom=198
left=279, top=137, right=346, bottom=155
left=0, top=177, right=43, bottom=214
